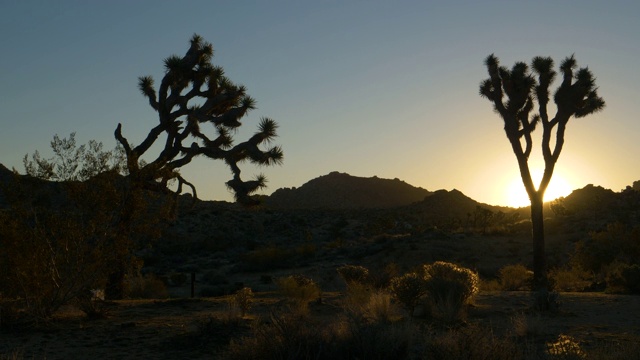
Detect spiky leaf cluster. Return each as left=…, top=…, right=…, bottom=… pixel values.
left=115, top=34, right=283, bottom=204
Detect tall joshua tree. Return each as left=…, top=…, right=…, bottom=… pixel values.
left=115, top=34, right=283, bottom=206
left=479, top=54, right=604, bottom=292
left=108, top=34, right=283, bottom=298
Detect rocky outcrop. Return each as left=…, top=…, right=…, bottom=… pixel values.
left=265, top=171, right=431, bottom=209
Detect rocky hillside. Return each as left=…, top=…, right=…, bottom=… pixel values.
left=265, top=171, right=431, bottom=209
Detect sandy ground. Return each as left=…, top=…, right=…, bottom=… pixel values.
left=1, top=291, right=639, bottom=359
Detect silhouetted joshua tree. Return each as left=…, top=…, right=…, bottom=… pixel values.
left=479, top=54, right=604, bottom=292
left=116, top=34, right=283, bottom=205
left=108, top=34, right=283, bottom=298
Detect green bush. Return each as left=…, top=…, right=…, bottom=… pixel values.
left=498, top=264, right=532, bottom=291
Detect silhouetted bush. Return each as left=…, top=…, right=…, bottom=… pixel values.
left=389, top=272, right=427, bottom=312
left=422, top=261, right=479, bottom=322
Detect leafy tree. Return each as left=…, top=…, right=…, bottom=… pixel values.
left=2, top=136, right=126, bottom=318
left=480, top=54, right=605, bottom=292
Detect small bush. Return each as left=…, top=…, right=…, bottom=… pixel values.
left=231, top=287, right=254, bottom=317
left=546, top=334, right=586, bottom=359
left=276, top=275, right=321, bottom=314
left=389, top=272, right=426, bottom=312
left=422, top=262, right=479, bottom=322
left=498, top=264, right=532, bottom=291
left=337, top=265, right=370, bottom=287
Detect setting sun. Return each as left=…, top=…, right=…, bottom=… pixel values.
left=506, top=169, right=573, bottom=208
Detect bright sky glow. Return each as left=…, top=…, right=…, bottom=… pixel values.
left=1, top=1, right=639, bottom=207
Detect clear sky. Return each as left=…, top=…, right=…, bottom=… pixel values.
left=1, top=1, right=639, bottom=207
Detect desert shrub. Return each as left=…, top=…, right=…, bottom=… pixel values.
left=550, top=266, right=592, bottom=292
left=337, top=265, right=370, bottom=287
left=231, top=287, right=254, bottom=317
left=389, top=272, right=427, bottom=312
left=125, top=273, right=169, bottom=299
left=546, top=334, right=586, bottom=359
left=498, top=264, right=532, bottom=291
left=605, top=262, right=640, bottom=294
left=276, top=275, right=320, bottom=313
left=422, top=262, right=479, bottom=322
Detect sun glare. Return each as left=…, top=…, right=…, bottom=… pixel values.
left=506, top=170, right=573, bottom=208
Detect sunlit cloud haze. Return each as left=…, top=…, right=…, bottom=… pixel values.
left=1, top=1, right=639, bottom=207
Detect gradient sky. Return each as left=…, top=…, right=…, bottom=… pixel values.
left=1, top=1, right=639, bottom=207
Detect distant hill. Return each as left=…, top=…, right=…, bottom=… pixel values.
left=403, top=188, right=515, bottom=223
left=265, top=171, right=431, bottom=209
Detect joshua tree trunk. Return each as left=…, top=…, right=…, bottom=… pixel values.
left=530, top=195, right=547, bottom=291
